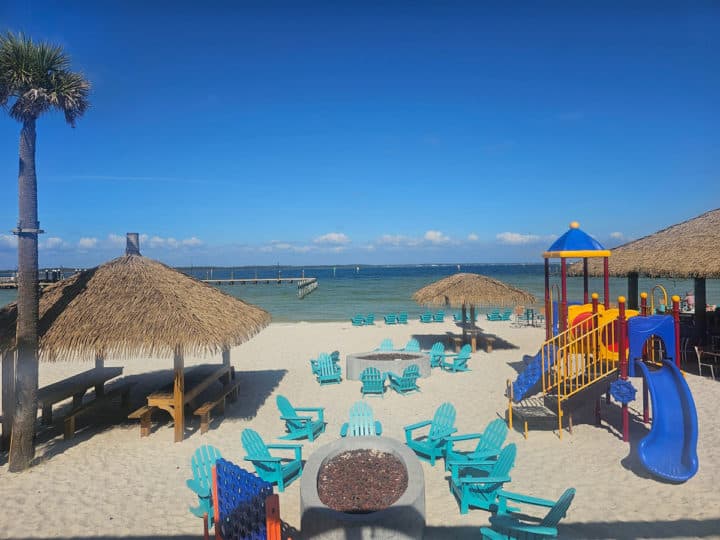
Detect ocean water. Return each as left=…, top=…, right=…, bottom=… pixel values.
left=3, top=264, right=717, bottom=323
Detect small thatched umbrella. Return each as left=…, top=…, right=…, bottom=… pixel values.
left=0, top=234, right=270, bottom=443
left=413, top=273, right=536, bottom=323
left=570, top=208, right=720, bottom=340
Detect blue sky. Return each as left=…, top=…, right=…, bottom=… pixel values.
left=1, top=1, right=718, bottom=268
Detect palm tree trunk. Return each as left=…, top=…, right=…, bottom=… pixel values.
left=9, top=118, right=40, bottom=472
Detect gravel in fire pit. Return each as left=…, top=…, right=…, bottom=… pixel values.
left=317, top=449, right=408, bottom=514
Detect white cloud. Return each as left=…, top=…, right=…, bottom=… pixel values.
left=377, top=234, right=407, bottom=246
left=609, top=232, right=624, bottom=240
left=78, top=237, right=98, bottom=249
left=0, top=234, right=17, bottom=249
left=467, top=233, right=479, bottom=242
left=496, top=232, right=541, bottom=245
left=43, top=237, right=66, bottom=249
left=424, top=230, right=451, bottom=245
left=108, top=233, right=126, bottom=247
left=182, top=237, right=203, bottom=247
left=314, top=232, right=350, bottom=245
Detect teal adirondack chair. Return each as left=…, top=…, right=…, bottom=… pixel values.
left=403, top=338, right=421, bottom=352
left=449, top=443, right=517, bottom=514
left=486, top=309, right=501, bottom=321
left=404, top=402, right=457, bottom=465
left=310, top=352, right=335, bottom=375
left=441, top=345, right=471, bottom=372
left=453, top=312, right=465, bottom=323
left=276, top=395, right=326, bottom=442
left=365, top=313, right=375, bottom=325
left=340, top=401, right=383, bottom=437
left=398, top=312, right=409, bottom=324
left=481, top=488, right=576, bottom=540
left=316, top=354, right=342, bottom=385
left=241, top=428, right=302, bottom=493
left=427, top=342, right=446, bottom=368
left=186, top=444, right=222, bottom=527
left=388, top=364, right=420, bottom=394
left=351, top=314, right=365, bottom=326
left=360, top=366, right=386, bottom=397
left=384, top=313, right=398, bottom=325
left=420, top=312, right=433, bottom=323
left=444, top=418, right=508, bottom=471
left=499, top=309, right=513, bottom=321
left=433, top=311, right=445, bottom=322
left=377, top=338, right=394, bottom=351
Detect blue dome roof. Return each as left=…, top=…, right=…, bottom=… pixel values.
left=544, top=222, right=608, bottom=258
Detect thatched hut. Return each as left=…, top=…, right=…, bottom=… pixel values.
left=1, top=234, right=270, bottom=443
left=570, top=208, right=720, bottom=341
left=413, top=273, right=536, bottom=322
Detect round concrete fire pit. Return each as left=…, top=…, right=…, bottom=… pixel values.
left=300, top=436, right=425, bottom=540
left=346, top=351, right=430, bottom=380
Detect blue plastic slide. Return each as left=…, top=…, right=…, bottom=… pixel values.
left=635, top=359, right=699, bottom=482
left=511, top=345, right=556, bottom=402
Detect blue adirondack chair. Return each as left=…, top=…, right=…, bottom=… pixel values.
left=241, top=428, right=303, bottom=493
left=427, top=342, right=446, bottom=368
left=444, top=418, right=508, bottom=471
left=316, top=354, right=342, bottom=385
left=276, top=395, right=326, bottom=442
left=486, top=309, right=502, bottom=321
left=481, top=488, right=576, bottom=540
left=441, top=345, right=472, bottom=372
left=340, top=401, right=383, bottom=437
left=398, top=312, right=409, bottom=324
left=404, top=402, right=457, bottom=465
left=388, top=364, right=420, bottom=395
left=186, top=444, right=222, bottom=527
left=384, top=313, right=398, bottom=325
left=448, top=443, right=517, bottom=514
left=376, top=338, right=395, bottom=351
left=310, top=352, right=334, bottom=375
left=403, top=338, right=421, bottom=352
left=434, top=311, right=445, bottom=322
left=365, top=313, right=375, bottom=325
left=360, top=366, right=386, bottom=397
left=351, top=314, right=365, bottom=326
left=420, top=312, right=433, bottom=323
left=499, top=309, right=513, bottom=321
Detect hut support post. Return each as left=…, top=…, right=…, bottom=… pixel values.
left=627, top=272, right=639, bottom=311
left=560, top=259, right=568, bottom=333
left=544, top=259, right=551, bottom=340
left=583, top=258, right=589, bottom=304
left=173, top=347, right=185, bottom=443
left=1, top=350, right=15, bottom=451
left=694, top=278, right=707, bottom=345
left=95, top=353, right=104, bottom=369
left=222, top=348, right=230, bottom=367
left=618, top=297, right=629, bottom=443
left=603, top=258, right=610, bottom=309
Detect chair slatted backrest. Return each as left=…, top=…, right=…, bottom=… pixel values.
left=402, top=364, right=420, bottom=382
left=540, top=488, right=576, bottom=527
left=318, top=355, right=339, bottom=377
left=242, top=429, right=271, bottom=460
left=458, top=344, right=472, bottom=357
left=398, top=312, right=408, bottom=323
left=420, top=313, right=433, bottom=323
left=365, top=313, right=375, bottom=325
left=404, top=339, right=421, bottom=352
left=378, top=339, right=394, bottom=351
left=477, top=419, right=508, bottom=453
left=190, top=444, right=222, bottom=491
left=385, top=314, right=397, bottom=324
left=347, top=401, right=377, bottom=436
left=352, top=315, right=365, bottom=325
left=489, top=443, right=516, bottom=480
left=434, top=311, right=445, bottom=322
left=429, top=342, right=445, bottom=366
left=361, top=366, right=383, bottom=384
left=276, top=395, right=299, bottom=428
left=429, top=402, right=456, bottom=439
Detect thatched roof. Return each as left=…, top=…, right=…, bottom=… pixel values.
left=413, top=273, right=536, bottom=308
left=0, top=255, right=271, bottom=361
left=569, top=208, right=720, bottom=278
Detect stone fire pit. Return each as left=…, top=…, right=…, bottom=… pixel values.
left=300, top=436, right=426, bottom=539
left=346, top=350, right=430, bottom=379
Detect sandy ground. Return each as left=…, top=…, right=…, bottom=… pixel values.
left=1, top=318, right=719, bottom=540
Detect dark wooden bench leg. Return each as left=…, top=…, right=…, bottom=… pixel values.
left=217, top=398, right=226, bottom=416
left=199, top=412, right=210, bottom=434
left=42, top=405, right=53, bottom=425
left=64, top=416, right=75, bottom=440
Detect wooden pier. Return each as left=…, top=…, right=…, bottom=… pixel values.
left=202, top=277, right=319, bottom=299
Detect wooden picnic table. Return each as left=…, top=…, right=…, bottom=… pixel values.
left=38, top=366, right=123, bottom=425
left=145, top=363, right=233, bottom=442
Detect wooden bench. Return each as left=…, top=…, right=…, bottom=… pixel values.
left=193, top=379, right=241, bottom=434
left=63, top=381, right=135, bottom=440
left=128, top=405, right=159, bottom=437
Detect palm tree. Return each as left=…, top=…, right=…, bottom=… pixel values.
left=0, top=32, right=89, bottom=471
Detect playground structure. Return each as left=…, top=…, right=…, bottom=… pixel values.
left=507, top=222, right=699, bottom=483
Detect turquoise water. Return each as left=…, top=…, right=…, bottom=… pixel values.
left=3, top=264, right=718, bottom=322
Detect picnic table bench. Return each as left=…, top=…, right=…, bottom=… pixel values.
left=38, top=367, right=123, bottom=425
left=129, top=363, right=239, bottom=439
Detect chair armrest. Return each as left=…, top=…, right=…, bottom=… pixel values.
left=245, top=455, right=281, bottom=463
left=428, top=426, right=458, bottom=441
left=267, top=443, right=303, bottom=461
left=404, top=419, right=432, bottom=432
left=280, top=414, right=312, bottom=422
left=497, top=489, right=556, bottom=508
left=446, top=432, right=485, bottom=443
left=456, top=474, right=511, bottom=485
left=490, top=516, right=557, bottom=537
left=186, top=479, right=210, bottom=497
left=340, top=422, right=349, bottom=437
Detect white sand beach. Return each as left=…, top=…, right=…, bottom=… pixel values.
left=1, top=319, right=719, bottom=539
